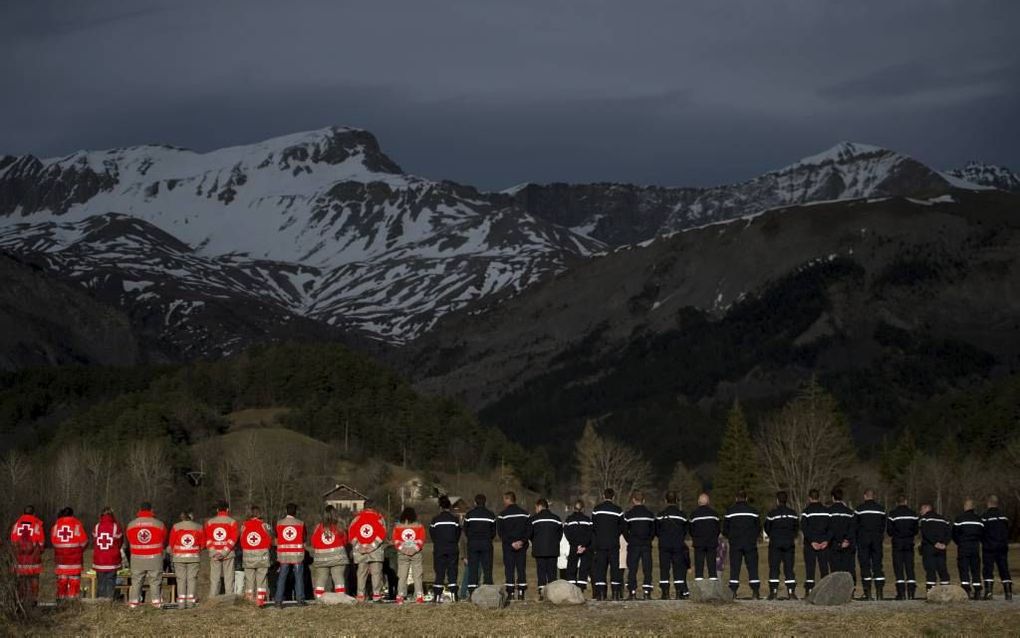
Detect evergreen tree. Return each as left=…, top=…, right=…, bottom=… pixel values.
left=713, top=400, right=760, bottom=508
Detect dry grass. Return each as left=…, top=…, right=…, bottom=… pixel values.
left=6, top=597, right=1020, bottom=637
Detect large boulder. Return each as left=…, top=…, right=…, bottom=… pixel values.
left=470, top=585, right=508, bottom=609
left=689, top=579, right=734, bottom=603
left=202, top=594, right=243, bottom=608
left=807, top=572, right=854, bottom=606
left=926, top=585, right=969, bottom=604
left=317, top=592, right=358, bottom=606
left=543, top=580, right=586, bottom=605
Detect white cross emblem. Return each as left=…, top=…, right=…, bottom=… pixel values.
left=321, top=530, right=334, bottom=544
left=359, top=523, right=374, bottom=540
left=401, top=529, right=416, bottom=542
left=56, top=525, right=74, bottom=543
left=180, top=533, right=195, bottom=548
left=282, top=526, right=297, bottom=541
left=97, top=531, right=114, bottom=550
left=137, top=529, right=152, bottom=544
left=246, top=531, right=262, bottom=546
left=17, top=523, right=32, bottom=537
left=213, top=527, right=227, bottom=542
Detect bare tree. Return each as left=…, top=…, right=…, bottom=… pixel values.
left=575, top=420, right=653, bottom=502
left=126, top=439, right=173, bottom=508
left=756, top=379, right=857, bottom=512
left=1, top=450, right=32, bottom=518
left=668, top=461, right=703, bottom=510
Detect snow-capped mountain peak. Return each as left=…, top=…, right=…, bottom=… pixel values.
left=946, top=161, right=1020, bottom=193
left=781, top=140, right=890, bottom=170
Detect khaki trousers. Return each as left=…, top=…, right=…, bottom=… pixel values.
left=129, top=556, right=163, bottom=607
left=209, top=554, right=235, bottom=596
left=357, top=561, right=383, bottom=599
left=173, top=561, right=200, bottom=607
left=313, top=564, right=346, bottom=596
left=244, top=567, right=269, bottom=604
left=397, top=552, right=423, bottom=598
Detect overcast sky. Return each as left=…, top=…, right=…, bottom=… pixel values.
left=2, top=0, right=1018, bottom=189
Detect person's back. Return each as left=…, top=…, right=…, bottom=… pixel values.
left=11, top=507, right=45, bottom=605
left=126, top=503, right=167, bottom=609
left=497, top=492, right=530, bottom=600
left=855, top=491, right=886, bottom=600
left=392, top=509, right=425, bottom=604
left=169, top=513, right=204, bottom=608
left=764, top=492, right=798, bottom=600
left=623, top=492, right=655, bottom=599
left=591, top=490, right=625, bottom=600
left=274, top=504, right=307, bottom=607
left=953, top=500, right=984, bottom=599
left=564, top=501, right=593, bottom=592
left=689, top=493, right=721, bottom=582
left=723, top=494, right=761, bottom=598
left=886, top=497, right=919, bottom=600
left=50, top=509, right=88, bottom=601
left=204, top=502, right=238, bottom=597
left=980, top=496, right=1011, bottom=600
left=918, top=505, right=951, bottom=592
left=429, top=496, right=462, bottom=602
left=528, top=499, right=563, bottom=598
left=463, top=495, right=497, bottom=594
left=656, top=494, right=689, bottom=599
left=349, top=503, right=387, bottom=602
left=239, top=507, right=273, bottom=606
left=311, top=506, right=350, bottom=599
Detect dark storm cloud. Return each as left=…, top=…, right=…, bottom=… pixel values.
left=1, top=0, right=1018, bottom=189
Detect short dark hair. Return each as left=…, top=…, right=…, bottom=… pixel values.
left=536, top=498, right=549, bottom=509
left=735, top=490, right=747, bottom=501
left=504, top=491, right=517, bottom=503
left=808, top=489, right=820, bottom=500
left=59, top=507, right=73, bottom=517
left=665, top=491, right=678, bottom=505
left=603, top=488, right=615, bottom=500
left=399, top=507, right=417, bottom=523
left=475, top=494, right=486, bottom=506
left=438, top=495, right=452, bottom=510
left=140, top=501, right=152, bottom=511
left=574, top=499, right=585, bottom=511
left=831, top=488, right=843, bottom=502
left=897, top=494, right=907, bottom=505
left=250, top=505, right=262, bottom=517
left=217, top=500, right=229, bottom=511
left=286, top=503, right=298, bottom=516
left=24, top=505, right=35, bottom=515
left=776, top=491, right=788, bottom=505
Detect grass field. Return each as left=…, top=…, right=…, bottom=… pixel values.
left=6, top=543, right=1018, bottom=636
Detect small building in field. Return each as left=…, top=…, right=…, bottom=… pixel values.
left=323, top=483, right=368, bottom=512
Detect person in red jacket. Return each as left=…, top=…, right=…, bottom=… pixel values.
left=310, top=505, right=350, bottom=599
left=126, top=502, right=167, bottom=609
left=50, top=506, right=88, bottom=601
left=240, top=505, right=273, bottom=607
left=10, top=505, right=45, bottom=606
left=169, top=511, right=204, bottom=608
left=91, top=506, right=124, bottom=600
left=392, top=508, right=426, bottom=604
left=204, top=500, right=239, bottom=597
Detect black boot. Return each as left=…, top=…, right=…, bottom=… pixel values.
left=787, top=587, right=797, bottom=601
left=983, top=582, right=993, bottom=600
left=1005, top=582, right=1013, bottom=601
left=679, top=582, right=690, bottom=599
left=875, top=583, right=884, bottom=601
left=768, top=588, right=777, bottom=600
left=751, top=586, right=761, bottom=600
left=857, top=584, right=871, bottom=601
left=612, top=586, right=622, bottom=601
left=972, top=586, right=982, bottom=601
left=517, top=586, right=527, bottom=602
left=907, top=583, right=916, bottom=600
left=895, top=583, right=905, bottom=601
left=627, top=590, right=637, bottom=601
left=505, top=586, right=515, bottom=602
left=660, top=585, right=670, bottom=600
left=962, top=584, right=971, bottom=598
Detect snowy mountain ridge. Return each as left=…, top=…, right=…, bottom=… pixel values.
left=0, top=129, right=1009, bottom=353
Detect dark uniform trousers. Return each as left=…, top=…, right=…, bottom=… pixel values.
left=659, top=545, right=689, bottom=593
left=921, top=546, right=950, bottom=588
left=729, top=545, right=759, bottom=592
left=803, top=545, right=829, bottom=591
left=857, top=536, right=884, bottom=593
left=891, top=547, right=916, bottom=595
left=565, top=546, right=591, bottom=589
left=592, top=547, right=622, bottom=592
left=983, top=548, right=1011, bottom=590
left=958, top=546, right=981, bottom=592
left=433, top=549, right=459, bottom=596
left=466, top=547, right=493, bottom=589
left=829, top=546, right=856, bottom=583
left=693, top=545, right=718, bottom=580
left=768, top=544, right=795, bottom=593
left=502, top=543, right=527, bottom=594
left=535, top=557, right=557, bottom=591
left=626, top=546, right=653, bottom=595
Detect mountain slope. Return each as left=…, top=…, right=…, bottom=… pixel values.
left=511, top=142, right=968, bottom=246
left=0, top=127, right=601, bottom=343
left=408, top=190, right=1020, bottom=469
left=0, top=251, right=141, bottom=369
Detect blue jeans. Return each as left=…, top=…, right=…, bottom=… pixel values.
left=275, top=563, right=305, bottom=603
left=97, top=571, right=118, bottom=599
